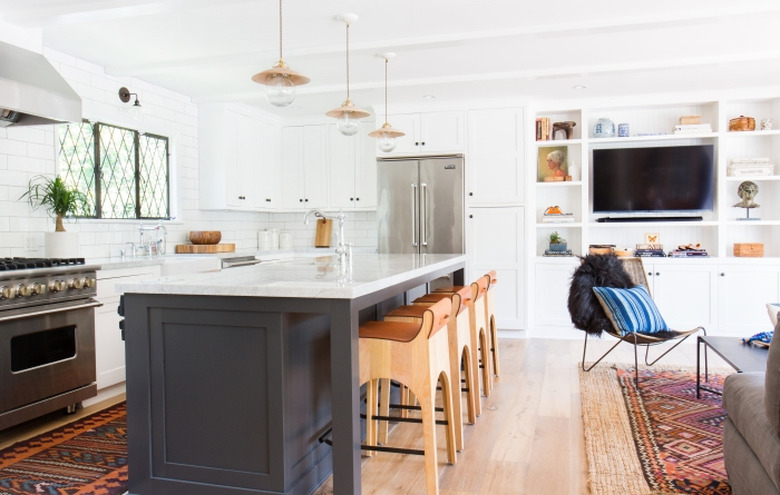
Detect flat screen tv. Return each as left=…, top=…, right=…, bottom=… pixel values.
left=592, top=144, right=715, bottom=215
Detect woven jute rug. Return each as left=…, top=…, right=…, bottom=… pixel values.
left=0, top=401, right=127, bottom=495
left=580, top=364, right=731, bottom=495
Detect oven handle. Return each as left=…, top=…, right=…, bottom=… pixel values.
left=0, top=299, right=103, bottom=323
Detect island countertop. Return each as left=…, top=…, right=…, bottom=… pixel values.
left=118, top=252, right=468, bottom=299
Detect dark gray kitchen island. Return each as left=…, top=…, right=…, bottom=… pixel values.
left=119, top=253, right=467, bottom=495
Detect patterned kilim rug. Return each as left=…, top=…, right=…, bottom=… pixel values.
left=0, top=402, right=127, bottom=495
left=580, top=365, right=731, bottom=495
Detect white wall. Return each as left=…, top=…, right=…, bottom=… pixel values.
left=0, top=47, right=377, bottom=259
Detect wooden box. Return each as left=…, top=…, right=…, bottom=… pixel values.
left=733, top=243, right=764, bottom=257
left=679, top=115, right=702, bottom=125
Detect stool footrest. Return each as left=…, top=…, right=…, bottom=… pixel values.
left=318, top=427, right=426, bottom=456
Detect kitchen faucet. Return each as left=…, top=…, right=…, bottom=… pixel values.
left=303, top=209, right=350, bottom=267
left=138, top=222, right=167, bottom=257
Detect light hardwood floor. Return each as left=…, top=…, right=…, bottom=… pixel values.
left=315, top=335, right=727, bottom=495
left=0, top=337, right=726, bottom=495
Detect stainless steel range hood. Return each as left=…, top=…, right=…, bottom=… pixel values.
left=0, top=41, right=82, bottom=127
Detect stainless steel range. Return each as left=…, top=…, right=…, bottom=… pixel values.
left=0, top=257, right=101, bottom=430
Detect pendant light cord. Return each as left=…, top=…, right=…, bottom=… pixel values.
left=278, top=0, right=284, bottom=62
left=345, top=20, right=351, bottom=101
left=384, top=57, right=389, bottom=123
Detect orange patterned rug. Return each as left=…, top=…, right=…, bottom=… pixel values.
left=581, top=365, right=731, bottom=495
left=0, top=402, right=127, bottom=495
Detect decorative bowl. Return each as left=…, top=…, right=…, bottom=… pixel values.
left=189, top=231, right=222, bottom=245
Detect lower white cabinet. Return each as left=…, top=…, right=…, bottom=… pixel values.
left=532, top=259, right=579, bottom=337
left=643, top=262, right=717, bottom=333
left=95, top=265, right=160, bottom=390
left=717, top=264, right=780, bottom=337
left=467, top=206, right=525, bottom=330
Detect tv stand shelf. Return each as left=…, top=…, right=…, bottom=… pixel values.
left=596, top=216, right=703, bottom=223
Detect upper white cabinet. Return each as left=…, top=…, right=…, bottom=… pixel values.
left=199, top=103, right=279, bottom=211
left=281, top=125, right=328, bottom=210
left=328, top=122, right=377, bottom=210
left=466, top=108, right=525, bottom=205
left=378, top=111, right=465, bottom=156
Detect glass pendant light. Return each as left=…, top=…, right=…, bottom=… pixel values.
left=252, top=0, right=310, bottom=107
left=326, top=13, right=370, bottom=136
left=368, top=53, right=404, bottom=152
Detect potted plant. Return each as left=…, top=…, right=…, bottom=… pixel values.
left=548, top=231, right=568, bottom=252
left=20, top=175, right=87, bottom=257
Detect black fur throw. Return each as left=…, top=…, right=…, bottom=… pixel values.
left=567, top=254, right=634, bottom=336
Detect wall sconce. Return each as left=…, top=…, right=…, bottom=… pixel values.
left=118, top=87, right=141, bottom=108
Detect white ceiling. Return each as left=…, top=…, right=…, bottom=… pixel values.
left=3, top=0, right=780, bottom=117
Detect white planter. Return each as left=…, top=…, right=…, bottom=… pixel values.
left=45, top=231, right=80, bottom=258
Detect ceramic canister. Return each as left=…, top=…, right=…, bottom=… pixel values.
left=258, top=230, right=274, bottom=251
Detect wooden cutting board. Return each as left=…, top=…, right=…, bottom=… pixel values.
left=314, top=219, right=332, bottom=247
left=175, top=243, right=236, bottom=253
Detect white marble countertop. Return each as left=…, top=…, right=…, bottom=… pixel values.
left=117, top=253, right=467, bottom=299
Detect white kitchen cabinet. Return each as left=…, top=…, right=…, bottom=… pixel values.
left=466, top=108, right=525, bottom=205
left=199, top=103, right=280, bottom=211
left=328, top=122, right=377, bottom=210
left=378, top=111, right=465, bottom=156
left=95, top=264, right=160, bottom=391
left=642, top=261, right=717, bottom=332
left=467, top=206, right=525, bottom=330
left=256, top=120, right=281, bottom=208
left=717, top=264, right=780, bottom=337
left=281, top=124, right=328, bottom=210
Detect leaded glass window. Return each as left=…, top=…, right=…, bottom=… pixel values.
left=57, top=121, right=170, bottom=219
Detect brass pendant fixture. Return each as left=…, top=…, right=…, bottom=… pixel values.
left=326, top=13, right=370, bottom=136
left=368, top=53, right=404, bottom=152
left=252, top=0, right=310, bottom=107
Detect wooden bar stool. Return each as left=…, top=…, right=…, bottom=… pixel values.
left=359, top=298, right=457, bottom=495
left=485, top=270, right=500, bottom=377
left=434, top=279, right=492, bottom=397
left=414, top=288, right=480, bottom=421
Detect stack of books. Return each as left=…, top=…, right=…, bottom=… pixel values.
left=727, top=158, right=774, bottom=176
left=535, top=117, right=552, bottom=141
left=634, top=243, right=665, bottom=257
left=668, top=248, right=709, bottom=257
left=673, top=123, right=712, bottom=135
left=542, top=212, right=575, bottom=223
left=544, top=248, right=573, bottom=256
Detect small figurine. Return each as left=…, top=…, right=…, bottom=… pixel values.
left=552, top=121, right=576, bottom=140
left=733, top=180, right=760, bottom=220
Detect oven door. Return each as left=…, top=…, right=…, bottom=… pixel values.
left=0, top=299, right=102, bottom=415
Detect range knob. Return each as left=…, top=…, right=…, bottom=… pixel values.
left=84, top=277, right=96, bottom=289
left=69, top=278, right=86, bottom=290
left=49, top=279, right=67, bottom=293
left=29, top=282, right=45, bottom=296
left=17, top=284, right=32, bottom=297
left=0, top=286, right=16, bottom=300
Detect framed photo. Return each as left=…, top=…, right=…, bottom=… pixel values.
left=644, top=232, right=660, bottom=245
left=537, top=146, right=568, bottom=182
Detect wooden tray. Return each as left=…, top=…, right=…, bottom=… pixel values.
left=175, top=243, right=235, bottom=253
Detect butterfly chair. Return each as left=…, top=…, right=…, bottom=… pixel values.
left=568, top=254, right=706, bottom=384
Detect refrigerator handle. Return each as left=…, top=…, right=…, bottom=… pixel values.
left=421, top=182, right=428, bottom=247
left=411, top=183, right=418, bottom=247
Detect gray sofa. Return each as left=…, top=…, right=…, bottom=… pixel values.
left=723, top=329, right=780, bottom=494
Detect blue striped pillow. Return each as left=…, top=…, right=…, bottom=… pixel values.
left=592, top=285, right=668, bottom=335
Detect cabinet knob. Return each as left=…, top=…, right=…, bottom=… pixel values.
left=469, top=192, right=473, bottom=196
left=299, top=199, right=304, bottom=202
left=305, top=198, right=309, bottom=202
left=415, top=141, right=420, bottom=146
left=469, top=214, right=473, bottom=219
left=655, top=272, right=660, bottom=276
left=238, top=195, right=246, bottom=200
left=350, top=197, right=354, bottom=201
left=721, top=272, right=726, bottom=277
left=356, top=197, right=359, bottom=201
left=265, top=198, right=271, bottom=202
left=647, top=272, right=652, bottom=277
left=421, top=141, right=426, bottom=146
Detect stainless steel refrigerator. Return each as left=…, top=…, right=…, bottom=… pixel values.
left=377, top=155, right=464, bottom=254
